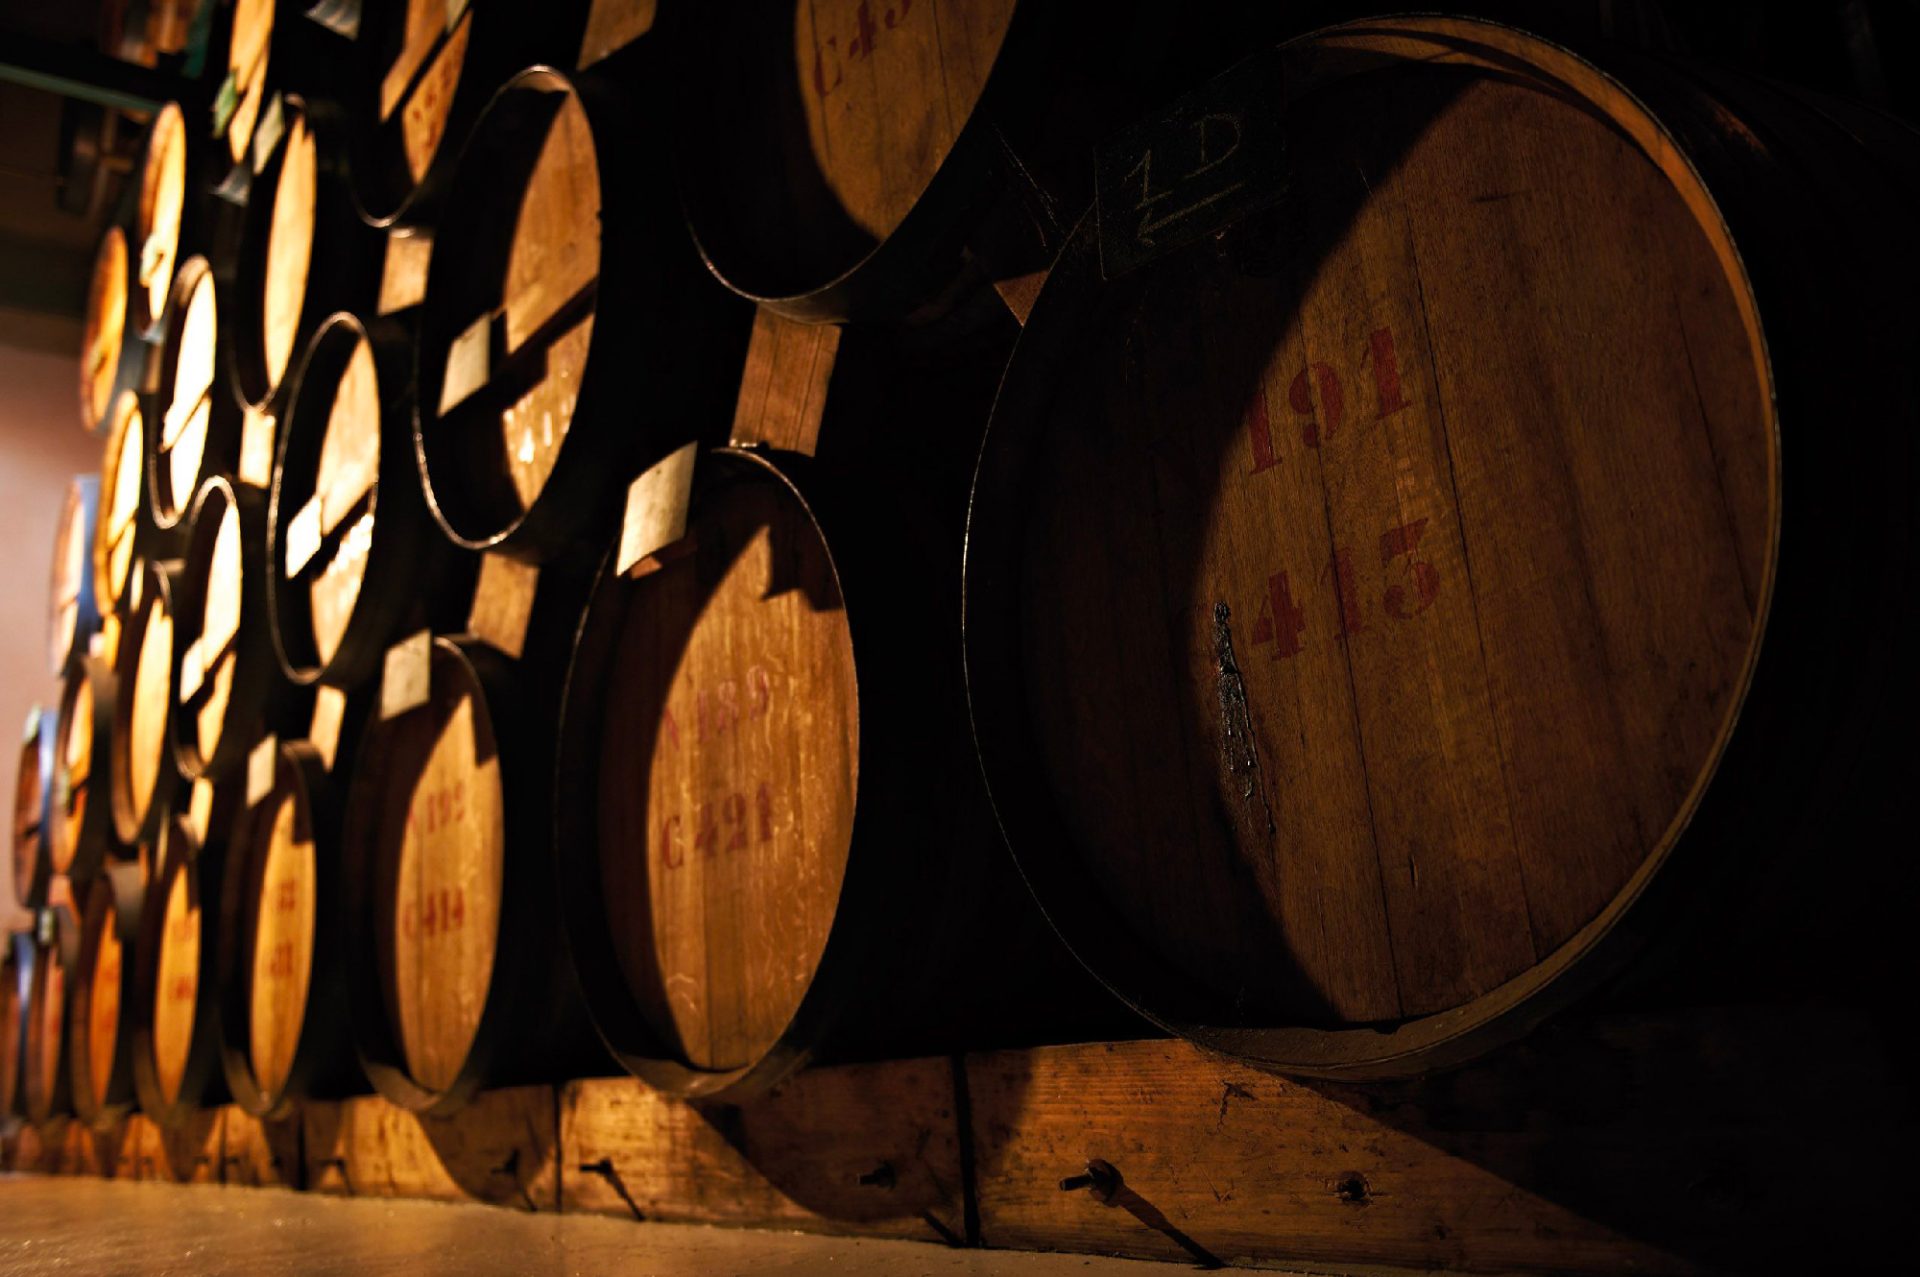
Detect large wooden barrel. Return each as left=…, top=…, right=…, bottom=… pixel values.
left=173, top=477, right=282, bottom=781
left=963, top=17, right=1920, bottom=1079
left=341, top=635, right=599, bottom=1113
left=556, top=443, right=1128, bottom=1098
left=110, top=561, right=185, bottom=846
left=150, top=256, right=241, bottom=531
left=217, top=734, right=363, bottom=1116
left=49, top=477, right=101, bottom=676
left=130, top=102, right=195, bottom=339
left=343, top=0, right=591, bottom=226
left=21, top=904, right=78, bottom=1122
left=66, top=866, right=145, bottom=1126
left=49, top=654, right=120, bottom=886
left=93, top=392, right=158, bottom=620
left=269, top=313, right=470, bottom=687
left=227, top=97, right=379, bottom=413
left=13, top=707, right=55, bottom=911
left=0, top=932, right=25, bottom=1118
left=79, top=228, right=150, bottom=436
left=415, top=65, right=744, bottom=561
left=131, top=794, right=236, bottom=1125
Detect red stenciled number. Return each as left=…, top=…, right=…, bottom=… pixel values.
left=1322, top=546, right=1369, bottom=637
left=723, top=792, right=748, bottom=851
left=1290, top=362, right=1344, bottom=448
left=662, top=784, right=778, bottom=869
left=1366, top=327, right=1410, bottom=419
left=756, top=781, right=774, bottom=843
left=1246, top=392, right=1280, bottom=475
left=660, top=814, right=683, bottom=869
left=1380, top=518, right=1440, bottom=619
left=1249, top=570, right=1308, bottom=659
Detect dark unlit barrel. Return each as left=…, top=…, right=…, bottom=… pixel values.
left=963, top=17, right=1920, bottom=1079
left=48, top=476, right=100, bottom=676
left=13, top=707, right=55, bottom=910
left=132, top=795, right=236, bottom=1125
left=174, top=477, right=281, bottom=780
left=66, top=864, right=144, bottom=1126
left=416, top=66, right=742, bottom=560
left=78, top=229, right=148, bottom=436
left=344, top=0, right=590, bottom=226
left=342, top=635, right=597, bottom=1113
left=111, top=561, right=184, bottom=846
left=21, top=904, right=78, bottom=1121
left=2, top=932, right=27, bottom=1118
left=150, top=256, right=240, bottom=531
left=93, top=391, right=156, bottom=620
left=50, top=654, right=119, bottom=885
left=269, top=314, right=468, bottom=687
left=218, top=737, right=362, bottom=1115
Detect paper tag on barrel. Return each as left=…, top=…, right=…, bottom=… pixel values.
left=211, top=71, right=239, bottom=138
left=1094, top=49, right=1287, bottom=280
left=252, top=93, right=286, bottom=174
left=238, top=406, right=277, bottom=489
left=439, top=312, right=497, bottom=415
left=309, top=685, right=347, bottom=771
left=304, top=0, right=363, bottom=39
left=467, top=554, right=540, bottom=661
left=247, top=735, right=279, bottom=807
left=284, top=494, right=324, bottom=578
left=381, top=630, right=432, bottom=721
left=617, top=443, right=698, bottom=578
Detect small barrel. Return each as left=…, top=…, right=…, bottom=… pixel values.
left=2, top=932, right=27, bottom=1118
left=78, top=228, right=150, bottom=436
left=48, top=476, right=101, bottom=676
left=173, top=477, right=281, bottom=781
left=110, top=561, right=185, bottom=846
left=21, top=903, right=79, bottom=1122
left=416, top=65, right=744, bottom=561
left=66, top=865, right=144, bottom=1126
left=963, top=17, right=1920, bottom=1079
left=129, top=102, right=195, bottom=339
left=269, top=313, right=470, bottom=687
left=49, top=654, right=120, bottom=886
left=131, top=794, right=236, bottom=1125
left=341, top=635, right=598, bottom=1113
left=149, top=256, right=242, bottom=531
left=227, top=97, right=379, bottom=413
left=93, top=392, right=159, bottom=620
left=218, top=736, right=363, bottom=1116
left=343, top=0, right=591, bottom=226
left=13, top=707, right=55, bottom=911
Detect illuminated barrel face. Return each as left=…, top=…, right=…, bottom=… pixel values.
left=247, top=789, right=316, bottom=1100
left=79, top=229, right=128, bottom=431
left=95, top=393, right=145, bottom=618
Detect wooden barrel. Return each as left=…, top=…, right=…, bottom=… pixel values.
left=49, top=476, right=101, bottom=676
left=269, top=313, right=471, bottom=687
left=173, top=477, right=281, bottom=781
left=217, top=0, right=275, bottom=169
left=49, top=654, right=120, bottom=886
left=343, top=0, right=591, bottom=226
left=227, top=96, right=380, bottom=413
left=415, top=65, right=744, bottom=561
left=93, top=392, right=158, bottom=620
left=21, top=904, right=78, bottom=1122
left=556, top=444, right=1128, bottom=1098
left=129, top=102, right=194, bottom=339
left=963, top=17, right=1920, bottom=1079
left=217, top=735, right=363, bottom=1116
left=1, top=932, right=26, bottom=1118
left=341, top=635, right=599, bottom=1113
left=66, top=865, right=145, bottom=1125
left=149, top=256, right=241, bottom=531
left=13, top=707, right=55, bottom=911
left=79, top=228, right=150, bottom=436
left=110, top=561, right=185, bottom=846
left=131, top=793, right=236, bottom=1125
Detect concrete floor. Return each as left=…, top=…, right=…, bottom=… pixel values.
left=0, top=1175, right=1217, bottom=1276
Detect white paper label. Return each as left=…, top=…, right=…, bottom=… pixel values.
left=309, top=685, right=347, bottom=771
left=179, top=636, right=206, bottom=702
left=439, top=312, right=494, bottom=415
left=617, top=443, right=699, bottom=577
left=380, top=630, right=433, bottom=720
left=247, top=734, right=278, bottom=807
left=251, top=92, right=286, bottom=174
left=284, top=493, right=325, bottom=578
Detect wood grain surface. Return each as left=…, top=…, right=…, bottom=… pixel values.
left=72, top=882, right=126, bottom=1120
left=0, top=938, right=23, bottom=1115
left=115, top=580, right=174, bottom=842
left=79, top=230, right=127, bottom=430
left=305, top=1084, right=557, bottom=1209
left=728, top=307, right=838, bottom=454
left=301, top=332, right=381, bottom=666
left=22, top=928, right=68, bottom=1121
left=597, top=472, right=857, bottom=1073
left=263, top=112, right=317, bottom=391
left=246, top=789, right=316, bottom=1101
left=158, top=267, right=218, bottom=524
left=93, top=393, right=143, bottom=616
left=224, top=0, right=273, bottom=166
left=135, top=103, right=188, bottom=331
left=149, top=855, right=203, bottom=1106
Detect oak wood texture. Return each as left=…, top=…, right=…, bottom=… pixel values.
left=1, top=933, right=27, bottom=1116
left=578, top=0, right=655, bottom=68
left=377, top=229, right=433, bottom=315
left=49, top=654, right=117, bottom=884
left=79, top=228, right=130, bottom=432
left=48, top=477, right=99, bottom=677
left=132, top=103, right=189, bottom=336
left=222, top=0, right=273, bottom=166
left=21, top=906, right=77, bottom=1122
left=173, top=477, right=280, bottom=781
left=115, top=1108, right=223, bottom=1183
left=304, top=1084, right=557, bottom=1209
left=131, top=809, right=233, bottom=1127
left=67, top=869, right=143, bottom=1127
left=729, top=307, right=839, bottom=454
left=962, top=17, right=1916, bottom=1077
left=149, top=256, right=237, bottom=530
left=109, top=560, right=181, bottom=846
left=559, top=1059, right=964, bottom=1242
left=13, top=707, right=54, bottom=910
left=92, top=392, right=148, bottom=619
left=263, top=113, right=317, bottom=393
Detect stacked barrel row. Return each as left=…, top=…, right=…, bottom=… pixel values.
left=9, top=1, right=1918, bottom=1149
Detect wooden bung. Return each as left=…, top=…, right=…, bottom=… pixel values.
left=13, top=707, right=55, bottom=911
left=217, top=730, right=365, bottom=1117
left=110, top=560, right=185, bottom=846
left=344, top=0, right=591, bottom=227
left=150, top=256, right=241, bottom=530
left=93, top=392, right=159, bottom=619
left=131, top=795, right=238, bottom=1126
left=1, top=932, right=27, bottom=1117
left=131, top=102, right=193, bottom=337
left=173, top=476, right=286, bottom=781
left=342, top=635, right=601, bottom=1114
left=228, top=95, right=380, bottom=413
left=269, top=313, right=472, bottom=688
left=963, top=17, right=1920, bottom=1080
left=49, top=653, right=120, bottom=886
left=66, top=865, right=145, bottom=1127
left=557, top=444, right=1134, bottom=1100
left=21, top=903, right=79, bottom=1122
left=415, top=64, right=745, bottom=561
left=78, top=227, right=149, bottom=435
left=48, top=477, right=101, bottom=677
